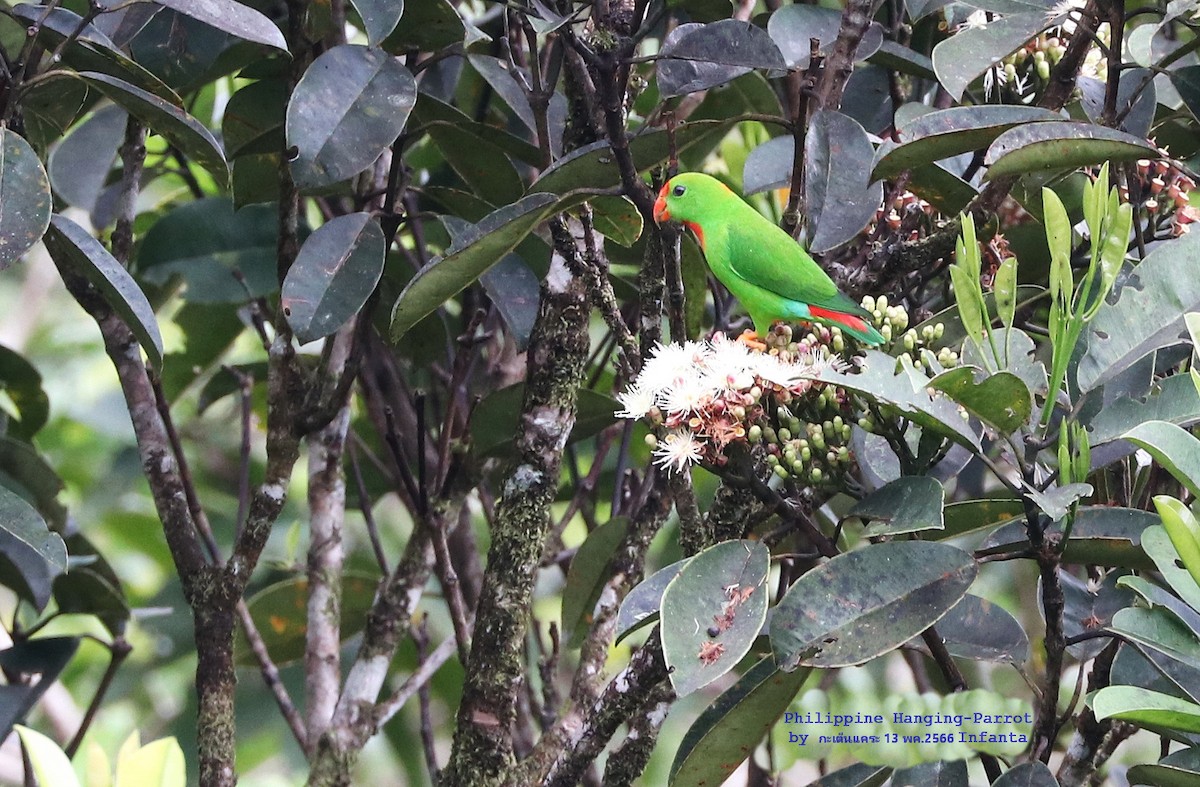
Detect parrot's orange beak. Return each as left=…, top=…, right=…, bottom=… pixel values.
left=653, top=182, right=671, bottom=224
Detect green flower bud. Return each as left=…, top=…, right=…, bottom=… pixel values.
left=877, top=295, right=889, bottom=311
left=774, top=464, right=790, bottom=479
left=862, top=295, right=876, bottom=312
left=792, top=460, right=805, bottom=474
left=766, top=454, right=779, bottom=466
left=778, top=427, right=792, bottom=442
left=801, top=446, right=811, bottom=462
left=858, top=417, right=874, bottom=432
left=748, top=424, right=763, bottom=442
left=934, top=323, right=944, bottom=340
left=810, top=467, right=823, bottom=483
left=841, top=425, right=852, bottom=441
left=1037, top=58, right=1051, bottom=81
left=838, top=446, right=851, bottom=462
left=644, top=434, right=658, bottom=447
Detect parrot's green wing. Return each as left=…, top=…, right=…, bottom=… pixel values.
left=721, top=210, right=869, bottom=316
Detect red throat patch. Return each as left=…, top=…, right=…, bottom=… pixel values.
left=683, top=220, right=705, bottom=249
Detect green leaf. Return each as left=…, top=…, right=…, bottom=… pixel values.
left=1078, top=230, right=1200, bottom=392
left=992, top=761, right=1057, bottom=787
left=1110, top=606, right=1200, bottom=673
left=995, top=256, right=1017, bottom=331
left=561, top=517, right=629, bottom=648
left=890, top=761, right=969, bottom=787
left=742, top=136, right=792, bottom=195
left=21, top=74, right=90, bottom=151
left=349, top=0, right=404, bottom=45
left=381, top=0, right=464, bottom=51
left=412, top=93, right=544, bottom=168
left=0, top=437, right=67, bottom=530
left=805, top=110, right=882, bottom=253
left=932, top=11, right=1056, bottom=101
left=938, top=497, right=1025, bottom=539
left=74, top=71, right=228, bottom=183
left=222, top=79, right=286, bottom=158
left=390, top=194, right=557, bottom=342
left=658, top=23, right=752, bottom=97
left=904, top=162, right=978, bottom=215
left=589, top=197, right=643, bottom=247
left=978, top=506, right=1156, bottom=570
left=15, top=725, right=81, bottom=787
left=427, top=123, right=524, bottom=206
left=949, top=265, right=984, bottom=352
left=771, top=541, right=976, bottom=669
left=1122, top=421, right=1200, bottom=498
left=1172, top=65, right=1200, bottom=125
left=0, top=639, right=78, bottom=742
left=0, top=345, right=49, bottom=441
left=846, top=476, right=945, bottom=536
left=44, top=214, right=164, bottom=370
left=153, top=0, right=286, bottom=50
left=614, top=558, right=689, bottom=645
left=1156, top=496, right=1200, bottom=595
left=113, top=736, right=186, bottom=787
left=137, top=199, right=280, bottom=303
left=282, top=213, right=385, bottom=344
left=1092, top=686, right=1200, bottom=738
left=235, top=572, right=379, bottom=666
left=670, top=656, right=809, bottom=787
left=927, top=367, right=1032, bottom=435
left=660, top=18, right=786, bottom=71
left=286, top=45, right=416, bottom=189
left=0, top=483, right=67, bottom=578
left=984, top=122, right=1159, bottom=181
left=479, top=254, right=540, bottom=351
left=0, top=128, right=52, bottom=270
left=662, top=540, right=770, bottom=696
left=47, top=104, right=125, bottom=211
left=1084, top=374, right=1200, bottom=449
left=921, top=593, right=1028, bottom=663
left=767, top=5, right=882, bottom=68
left=1127, top=746, right=1200, bottom=787
left=805, top=763, right=892, bottom=787
left=1142, top=525, right=1200, bottom=615
left=468, top=55, right=536, bottom=132
left=872, top=106, right=1062, bottom=181
left=1062, top=571, right=1135, bottom=660
left=469, top=383, right=618, bottom=459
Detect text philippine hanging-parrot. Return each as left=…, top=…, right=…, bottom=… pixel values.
left=652, top=172, right=885, bottom=347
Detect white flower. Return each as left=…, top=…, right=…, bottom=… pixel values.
left=615, top=385, right=656, bottom=419
left=660, top=374, right=719, bottom=415
left=640, top=341, right=707, bottom=392
left=751, top=353, right=801, bottom=388
left=702, top=336, right=757, bottom=391
left=653, top=429, right=704, bottom=473
left=1046, top=0, right=1086, bottom=33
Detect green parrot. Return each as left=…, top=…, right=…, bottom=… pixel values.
left=652, top=172, right=885, bottom=347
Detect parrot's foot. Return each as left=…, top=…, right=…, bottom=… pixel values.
left=736, top=329, right=767, bottom=352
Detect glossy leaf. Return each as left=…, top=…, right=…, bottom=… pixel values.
left=1085, top=375, right=1200, bottom=449
left=806, top=763, right=892, bottom=787
left=928, top=367, right=1031, bottom=434
left=670, top=657, right=809, bottom=787
left=0, top=345, right=48, bottom=441
left=21, top=75, right=91, bottom=151
left=1156, top=496, right=1200, bottom=595
left=846, top=476, right=944, bottom=536
left=657, top=23, right=752, bottom=97
left=479, top=254, right=540, bottom=351
left=662, top=540, right=770, bottom=695
left=978, top=506, right=1156, bottom=570
left=222, top=79, right=286, bottom=158
left=890, top=761, right=968, bottom=787
left=938, top=497, right=1025, bottom=539
left=286, top=45, right=416, bottom=189
left=743, top=136, right=793, bottom=195
left=614, top=558, right=689, bottom=645
left=282, top=213, right=385, bottom=344
left=1060, top=570, right=1134, bottom=660
left=1172, top=65, right=1200, bottom=125
left=804, top=110, right=882, bottom=253
left=872, top=106, right=1061, bottom=181
left=561, top=518, right=629, bottom=648
left=0, top=484, right=67, bottom=599
left=771, top=541, right=977, bottom=669
left=44, top=215, right=164, bottom=369
left=1093, top=686, right=1200, bottom=738
left=390, top=194, right=557, bottom=342
left=349, top=0, right=404, bottom=45
left=1142, top=525, right=1200, bottom=616
left=1078, top=230, right=1200, bottom=392
left=983, top=122, right=1158, bottom=181
left=920, top=593, right=1028, bottom=663
left=0, top=639, right=78, bottom=743
left=1127, top=746, right=1200, bottom=787
left=153, top=0, right=285, bottom=50
left=469, top=384, right=619, bottom=459
left=0, top=437, right=67, bottom=531
left=1079, top=67, right=1157, bottom=138
left=15, top=726, right=81, bottom=787
left=768, top=5, right=883, bottom=68
left=1110, top=606, right=1200, bottom=673
left=137, top=199, right=280, bottom=303
left=659, top=19, right=785, bottom=72
left=381, top=0, right=464, bottom=51
left=589, top=196, right=643, bottom=247
left=468, top=54, right=536, bottom=131
left=0, top=128, right=52, bottom=270
left=427, top=123, right=524, bottom=206
left=75, top=71, right=228, bottom=182
left=992, top=761, right=1057, bottom=787
left=932, top=11, right=1055, bottom=101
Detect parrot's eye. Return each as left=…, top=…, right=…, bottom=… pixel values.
left=672, top=185, right=686, bottom=197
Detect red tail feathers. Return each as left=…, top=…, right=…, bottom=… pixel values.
left=809, top=306, right=869, bottom=335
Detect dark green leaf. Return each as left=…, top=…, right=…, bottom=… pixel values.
left=13, top=3, right=182, bottom=104
left=427, top=123, right=524, bottom=206
left=771, top=540, right=976, bottom=669
left=235, top=572, right=380, bottom=666
left=938, top=497, right=1025, bottom=539
left=984, top=121, right=1158, bottom=181
left=890, top=761, right=968, bottom=787
left=349, top=0, right=404, bottom=46
left=1123, top=421, right=1200, bottom=499
left=662, top=540, right=770, bottom=695
left=806, top=763, right=892, bottom=787
left=959, top=327, right=1048, bottom=397
left=479, top=254, right=540, bottom=351
left=978, top=506, right=1156, bottom=570
left=847, top=476, right=944, bottom=536
left=904, top=162, right=978, bottom=215
left=614, top=558, right=689, bottom=645
left=0, top=438, right=66, bottom=530
left=44, top=214, right=164, bottom=370
left=0, top=345, right=48, bottom=441
left=920, top=593, right=1028, bottom=663
left=1079, top=68, right=1156, bottom=138
left=670, top=657, right=809, bottom=787
left=468, top=55, right=535, bottom=131
left=992, top=761, right=1058, bottom=787
left=198, top=361, right=268, bottom=414
left=128, top=8, right=231, bottom=92
left=805, top=110, right=881, bottom=253
left=1078, top=230, right=1200, bottom=393
left=1127, top=746, right=1200, bottom=787
left=657, top=23, right=752, bottom=97
left=21, top=75, right=90, bottom=151
left=589, top=196, right=643, bottom=247
left=661, top=19, right=786, bottom=71
left=154, top=0, right=286, bottom=49
left=53, top=564, right=129, bottom=636
left=932, top=11, right=1055, bottom=101
left=1141, top=525, right=1200, bottom=614
left=1110, top=606, right=1200, bottom=673
left=561, top=517, right=629, bottom=648
left=390, top=194, right=557, bottom=342
left=1172, top=65, right=1200, bottom=125
left=138, top=199, right=280, bottom=303
left=412, top=93, right=544, bottom=167
left=282, top=213, right=385, bottom=344
left=48, top=105, right=125, bottom=211
left=1085, top=375, right=1200, bottom=449
left=927, top=367, right=1032, bottom=435
left=74, top=71, right=228, bottom=182
left=222, top=79, right=286, bottom=158
left=767, top=5, right=883, bottom=68
left=0, top=638, right=78, bottom=743
left=469, top=384, right=619, bottom=459
left=0, top=483, right=67, bottom=579
left=1060, top=570, right=1134, bottom=660
left=872, top=106, right=1062, bottom=181
left=867, top=40, right=936, bottom=80
left=286, top=45, right=416, bottom=189
left=381, top=0, right=464, bottom=51
left=0, top=128, right=52, bottom=270
left=231, top=153, right=281, bottom=208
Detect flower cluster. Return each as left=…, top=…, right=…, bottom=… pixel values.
left=1128, top=158, right=1198, bottom=238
